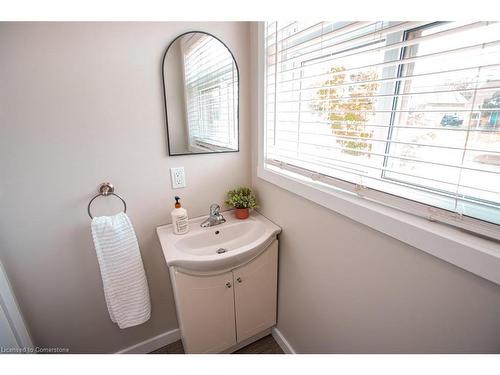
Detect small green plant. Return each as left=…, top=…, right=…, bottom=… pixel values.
left=225, top=187, right=257, bottom=209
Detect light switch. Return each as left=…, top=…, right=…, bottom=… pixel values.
left=170, top=167, right=186, bottom=189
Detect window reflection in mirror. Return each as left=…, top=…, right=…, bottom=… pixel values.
left=163, top=32, right=239, bottom=155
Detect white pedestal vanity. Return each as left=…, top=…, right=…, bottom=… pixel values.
left=156, top=210, right=281, bottom=353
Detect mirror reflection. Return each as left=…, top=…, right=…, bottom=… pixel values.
left=163, top=32, right=239, bottom=155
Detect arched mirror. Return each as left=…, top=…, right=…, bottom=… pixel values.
left=162, top=32, right=239, bottom=155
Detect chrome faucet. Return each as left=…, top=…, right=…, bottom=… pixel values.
left=200, top=204, right=226, bottom=228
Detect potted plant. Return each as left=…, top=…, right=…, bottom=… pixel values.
left=225, top=187, right=257, bottom=219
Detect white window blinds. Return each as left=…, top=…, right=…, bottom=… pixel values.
left=264, top=21, right=500, bottom=236
left=182, top=33, right=238, bottom=151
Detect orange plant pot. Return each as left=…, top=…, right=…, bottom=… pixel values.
left=235, top=208, right=249, bottom=220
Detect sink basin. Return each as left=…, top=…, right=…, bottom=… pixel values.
left=156, top=210, right=281, bottom=273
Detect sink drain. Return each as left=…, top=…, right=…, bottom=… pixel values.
left=216, top=248, right=227, bottom=254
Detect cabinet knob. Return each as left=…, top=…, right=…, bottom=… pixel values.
left=236, top=277, right=242, bottom=283
left=225, top=282, right=232, bottom=288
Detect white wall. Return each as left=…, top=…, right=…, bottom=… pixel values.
left=249, top=23, right=500, bottom=354
left=0, top=22, right=251, bottom=353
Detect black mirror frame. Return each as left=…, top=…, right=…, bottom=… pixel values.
left=161, top=31, right=240, bottom=156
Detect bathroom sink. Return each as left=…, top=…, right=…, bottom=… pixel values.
left=156, top=210, right=281, bottom=273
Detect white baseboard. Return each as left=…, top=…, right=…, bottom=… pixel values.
left=271, top=327, right=295, bottom=354
left=116, top=327, right=292, bottom=354
left=116, top=328, right=181, bottom=354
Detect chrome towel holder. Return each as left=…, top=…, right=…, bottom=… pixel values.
left=88, top=182, right=127, bottom=219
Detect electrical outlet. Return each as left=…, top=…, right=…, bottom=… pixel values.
left=170, top=167, right=186, bottom=189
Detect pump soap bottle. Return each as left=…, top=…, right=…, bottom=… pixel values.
left=171, top=196, right=189, bottom=235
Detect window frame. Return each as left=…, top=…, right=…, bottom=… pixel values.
left=381, top=22, right=473, bottom=201
left=256, top=22, right=500, bottom=286
left=265, top=21, right=500, bottom=231
left=381, top=22, right=500, bottom=219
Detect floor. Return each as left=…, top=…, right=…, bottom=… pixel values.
left=150, top=334, right=284, bottom=354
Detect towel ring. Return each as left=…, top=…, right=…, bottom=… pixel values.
left=88, top=182, right=127, bottom=219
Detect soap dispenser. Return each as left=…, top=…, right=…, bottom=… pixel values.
left=171, top=196, right=189, bottom=235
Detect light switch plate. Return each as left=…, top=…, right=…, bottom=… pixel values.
left=170, top=167, right=186, bottom=189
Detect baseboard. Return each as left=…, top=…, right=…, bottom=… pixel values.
left=116, top=326, right=292, bottom=354
left=271, top=327, right=296, bottom=354
left=116, top=328, right=181, bottom=354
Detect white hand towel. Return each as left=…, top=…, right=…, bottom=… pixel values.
left=91, top=212, right=151, bottom=329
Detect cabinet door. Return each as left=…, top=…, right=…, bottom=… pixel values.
left=174, top=270, right=236, bottom=353
left=233, top=240, right=278, bottom=342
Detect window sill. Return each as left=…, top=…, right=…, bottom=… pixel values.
left=257, top=164, right=500, bottom=286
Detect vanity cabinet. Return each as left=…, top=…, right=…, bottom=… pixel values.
left=170, top=240, right=278, bottom=353
left=233, top=241, right=278, bottom=342
left=173, top=270, right=237, bottom=353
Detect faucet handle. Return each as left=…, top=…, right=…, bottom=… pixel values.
left=209, top=204, right=220, bottom=216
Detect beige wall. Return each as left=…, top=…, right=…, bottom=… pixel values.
left=0, top=22, right=251, bottom=353
left=249, top=23, right=500, bottom=353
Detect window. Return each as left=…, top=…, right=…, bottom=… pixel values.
left=182, top=33, right=238, bottom=151
left=263, top=22, right=500, bottom=238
